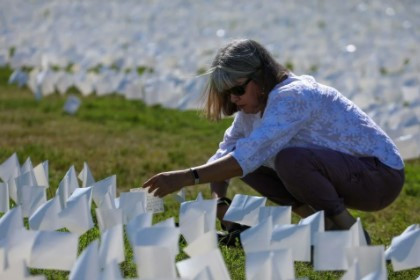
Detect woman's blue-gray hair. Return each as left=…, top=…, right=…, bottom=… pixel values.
left=208, top=39, right=263, bottom=92
left=203, top=39, right=289, bottom=120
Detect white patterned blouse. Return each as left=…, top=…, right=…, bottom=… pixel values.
left=208, top=74, right=404, bottom=176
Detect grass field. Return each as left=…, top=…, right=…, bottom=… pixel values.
left=0, top=66, right=419, bottom=279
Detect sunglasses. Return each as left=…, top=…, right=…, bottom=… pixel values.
left=223, top=78, right=252, bottom=97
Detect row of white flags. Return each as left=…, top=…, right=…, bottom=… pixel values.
left=0, top=152, right=419, bottom=279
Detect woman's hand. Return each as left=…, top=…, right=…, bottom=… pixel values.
left=142, top=154, right=243, bottom=198
left=142, top=170, right=192, bottom=198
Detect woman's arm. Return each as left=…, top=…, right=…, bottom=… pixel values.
left=142, top=154, right=242, bottom=197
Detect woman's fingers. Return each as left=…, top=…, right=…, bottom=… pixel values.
left=153, top=176, right=170, bottom=197
left=142, top=173, right=166, bottom=196
left=142, top=175, right=156, bottom=188
left=142, top=171, right=182, bottom=198
left=141, top=177, right=158, bottom=195
left=147, top=184, right=158, bottom=194
left=154, top=188, right=165, bottom=198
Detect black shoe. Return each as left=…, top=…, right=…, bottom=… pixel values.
left=217, top=223, right=250, bottom=247
left=217, top=230, right=241, bottom=247
left=226, top=222, right=250, bottom=233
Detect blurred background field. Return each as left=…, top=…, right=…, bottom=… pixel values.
left=0, top=65, right=419, bottom=279
left=2, top=0, right=419, bottom=164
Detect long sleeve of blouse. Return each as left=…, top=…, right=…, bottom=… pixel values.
left=207, top=115, right=245, bottom=163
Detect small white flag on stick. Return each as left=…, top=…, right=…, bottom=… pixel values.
left=180, top=196, right=217, bottom=233
left=99, top=224, right=125, bottom=268
left=29, top=197, right=62, bottom=231
left=271, top=224, right=311, bottom=262
left=119, top=191, right=147, bottom=224
left=385, top=224, right=420, bottom=271
left=241, top=218, right=272, bottom=254
left=224, top=194, right=266, bottom=227
left=314, top=231, right=352, bottom=271
left=183, top=230, right=218, bottom=257
left=95, top=207, right=123, bottom=232
left=299, top=211, right=325, bottom=245
left=33, top=160, right=49, bottom=189
left=0, top=206, right=24, bottom=245
left=78, top=162, right=95, bottom=188
left=346, top=246, right=387, bottom=280
left=56, top=166, right=79, bottom=209
left=17, top=185, right=47, bottom=218
left=246, top=248, right=294, bottom=280
left=176, top=248, right=231, bottom=280
left=258, top=206, right=291, bottom=226
left=134, top=246, right=177, bottom=279
left=69, top=240, right=100, bottom=280
left=29, top=230, right=79, bottom=271
left=59, top=194, right=94, bottom=235
left=0, top=153, right=20, bottom=183
left=92, top=176, right=117, bottom=209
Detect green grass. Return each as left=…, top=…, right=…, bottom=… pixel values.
left=1, top=66, right=419, bottom=279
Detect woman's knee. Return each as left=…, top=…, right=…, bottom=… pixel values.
left=241, top=166, right=303, bottom=207
left=274, top=147, right=313, bottom=178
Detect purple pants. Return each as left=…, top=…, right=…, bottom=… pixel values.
left=241, top=147, right=405, bottom=217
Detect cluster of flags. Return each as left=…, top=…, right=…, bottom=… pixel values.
left=0, top=153, right=419, bottom=279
